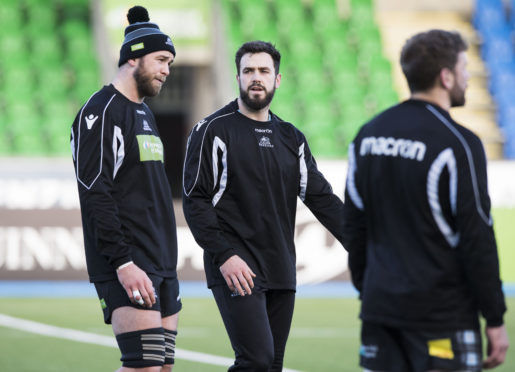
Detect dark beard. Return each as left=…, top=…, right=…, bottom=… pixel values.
left=450, top=84, right=465, bottom=107
left=239, top=84, right=276, bottom=111
left=133, top=60, right=160, bottom=98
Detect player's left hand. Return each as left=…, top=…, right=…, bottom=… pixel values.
left=483, top=324, right=509, bottom=369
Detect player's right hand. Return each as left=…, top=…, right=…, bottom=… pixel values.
left=116, top=262, right=156, bottom=308
left=483, top=324, right=509, bottom=369
left=219, top=255, right=256, bottom=296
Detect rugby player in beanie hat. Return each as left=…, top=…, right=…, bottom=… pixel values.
left=118, top=5, right=176, bottom=67
left=71, top=5, right=181, bottom=372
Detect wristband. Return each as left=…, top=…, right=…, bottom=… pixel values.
left=116, top=261, right=134, bottom=271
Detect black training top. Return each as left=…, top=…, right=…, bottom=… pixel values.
left=343, top=99, right=506, bottom=330
left=71, top=84, right=178, bottom=282
left=182, top=99, right=344, bottom=290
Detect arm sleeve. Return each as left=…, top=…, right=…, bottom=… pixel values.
left=182, top=122, right=235, bottom=267
left=341, top=142, right=367, bottom=292
left=454, top=137, right=506, bottom=326
left=297, top=135, right=345, bottom=245
left=72, top=103, right=132, bottom=269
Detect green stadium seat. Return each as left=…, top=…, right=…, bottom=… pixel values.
left=25, top=3, right=57, bottom=31
left=61, top=19, right=90, bottom=42
left=46, top=115, right=73, bottom=155
left=0, top=0, right=98, bottom=155
left=2, top=66, right=35, bottom=99
left=368, top=88, right=398, bottom=113
left=0, top=134, right=13, bottom=155
left=303, top=102, right=337, bottom=130
left=237, top=1, right=272, bottom=38
left=309, top=133, right=345, bottom=158
left=271, top=97, right=302, bottom=125
left=58, top=0, right=90, bottom=5
left=60, top=0, right=90, bottom=21
left=275, top=1, right=307, bottom=38
left=324, top=44, right=357, bottom=73
left=220, top=0, right=237, bottom=18
left=0, top=34, right=27, bottom=59
left=35, top=67, right=69, bottom=99
left=348, top=0, right=376, bottom=47
left=5, top=101, right=46, bottom=155
left=311, top=0, right=342, bottom=34
left=0, top=3, right=23, bottom=30
left=72, top=68, right=100, bottom=102
left=24, top=0, right=52, bottom=6
left=11, top=130, right=48, bottom=155
left=66, top=32, right=93, bottom=56
left=30, top=35, right=63, bottom=65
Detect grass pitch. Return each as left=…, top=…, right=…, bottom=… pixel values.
left=0, top=208, right=513, bottom=371
left=0, top=297, right=513, bottom=372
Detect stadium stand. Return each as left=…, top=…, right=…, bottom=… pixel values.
left=472, top=0, right=515, bottom=158
left=1, top=0, right=508, bottom=159
left=221, top=0, right=398, bottom=157
left=0, top=0, right=100, bottom=156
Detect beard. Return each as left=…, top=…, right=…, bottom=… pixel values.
left=239, top=82, right=276, bottom=111
left=450, top=83, right=466, bottom=107
left=133, top=59, right=162, bottom=98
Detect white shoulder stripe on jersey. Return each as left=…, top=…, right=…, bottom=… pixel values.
left=298, top=143, right=308, bottom=201
left=427, top=148, right=460, bottom=247
left=112, top=125, right=125, bottom=179
left=346, top=143, right=364, bottom=210
left=182, top=112, right=235, bottom=197
left=70, top=127, right=76, bottom=161
left=76, top=93, right=117, bottom=190
left=425, top=104, right=491, bottom=225
left=212, top=136, right=228, bottom=206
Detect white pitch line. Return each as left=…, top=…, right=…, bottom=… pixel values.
left=0, top=313, right=302, bottom=372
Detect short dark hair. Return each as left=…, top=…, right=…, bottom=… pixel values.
left=400, top=29, right=467, bottom=93
left=235, top=41, right=281, bottom=75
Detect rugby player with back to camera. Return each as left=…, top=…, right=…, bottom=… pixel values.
left=343, top=29, right=509, bottom=372
left=71, top=6, right=181, bottom=372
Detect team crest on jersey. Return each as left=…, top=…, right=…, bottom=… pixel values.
left=259, top=136, right=274, bottom=148
left=142, top=120, right=152, bottom=131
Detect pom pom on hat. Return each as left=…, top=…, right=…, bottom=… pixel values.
left=127, top=6, right=149, bottom=23
left=118, top=5, right=175, bottom=67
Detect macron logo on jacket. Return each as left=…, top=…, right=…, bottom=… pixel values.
left=360, top=136, right=426, bottom=161
left=85, top=114, right=99, bottom=130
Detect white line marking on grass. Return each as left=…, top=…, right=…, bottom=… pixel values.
left=290, top=327, right=359, bottom=338
left=0, top=313, right=302, bottom=371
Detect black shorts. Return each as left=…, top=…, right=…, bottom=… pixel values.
left=360, top=321, right=482, bottom=372
left=94, top=274, right=182, bottom=324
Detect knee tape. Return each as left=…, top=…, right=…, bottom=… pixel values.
left=115, top=327, right=165, bottom=368
left=164, top=329, right=177, bottom=365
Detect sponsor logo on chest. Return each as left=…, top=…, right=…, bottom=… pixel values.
left=136, top=135, right=164, bottom=162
